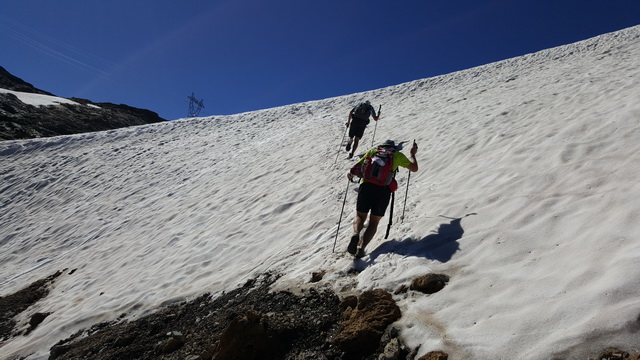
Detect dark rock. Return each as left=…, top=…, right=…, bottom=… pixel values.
left=211, top=310, right=276, bottom=360
left=163, top=336, right=185, bottom=354
left=29, top=312, right=51, bottom=328
left=113, top=334, right=136, bottom=347
left=0, top=271, right=62, bottom=341
left=311, top=270, right=326, bottom=283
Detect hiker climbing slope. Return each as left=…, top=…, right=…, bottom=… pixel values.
left=346, top=140, right=418, bottom=258
left=345, top=100, right=380, bottom=159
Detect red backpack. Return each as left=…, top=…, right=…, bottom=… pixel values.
left=351, top=146, right=398, bottom=191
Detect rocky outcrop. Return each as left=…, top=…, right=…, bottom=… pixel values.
left=0, top=271, right=62, bottom=340
left=3, top=271, right=639, bottom=360
left=0, top=66, right=166, bottom=140
left=334, top=289, right=402, bottom=359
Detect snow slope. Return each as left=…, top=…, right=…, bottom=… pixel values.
left=1, top=25, right=640, bottom=359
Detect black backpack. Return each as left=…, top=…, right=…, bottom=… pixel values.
left=353, top=102, right=371, bottom=120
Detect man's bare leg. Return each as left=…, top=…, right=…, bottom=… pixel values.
left=360, top=214, right=383, bottom=251
left=348, top=211, right=368, bottom=254
left=353, top=211, right=368, bottom=235
left=346, top=137, right=353, bottom=151
left=349, top=136, right=361, bottom=158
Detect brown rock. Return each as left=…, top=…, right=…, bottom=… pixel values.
left=333, top=289, right=401, bottom=359
left=311, top=270, right=326, bottom=283
left=212, top=310, right=278, bottom=360
left=340, top=295, right=358, bottom=311
left=597, top=348, right=629, bottom=360
left=410, top=274, right=449, bottom=294
left=418, top=350, right=449, bottom=360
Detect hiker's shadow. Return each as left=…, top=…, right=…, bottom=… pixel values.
left=368, top=214, right=475, bottom=263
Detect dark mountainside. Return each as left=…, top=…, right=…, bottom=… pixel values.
left=0, top=66, right=166, bottom=140
left=0, top=66, right=54, bottom=96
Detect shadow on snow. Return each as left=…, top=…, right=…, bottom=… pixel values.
left=367, top=213, right=476, bottom=264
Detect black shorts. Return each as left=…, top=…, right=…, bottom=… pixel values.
left=356, top=182, right=391, bottom=217
left=349, top=118, right=368, bottom=138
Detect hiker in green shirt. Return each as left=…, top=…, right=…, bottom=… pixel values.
left=347, top=140, right=419, bottom=258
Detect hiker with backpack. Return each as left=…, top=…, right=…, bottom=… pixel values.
left=345, top=100, right=380, bottom=159
left=346, top=140, right=419, bottom=258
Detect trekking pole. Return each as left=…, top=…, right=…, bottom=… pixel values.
left=400, top=139, right=416, bottom=223
left=334, top=124, right=348, bottom=164
left=333, top=176, right=352, bottom=252
left=371, top=105, right=382, bottom=147
left=384, top=191, right=395, bottom=239
left=400, top=171, right=410, bottom=223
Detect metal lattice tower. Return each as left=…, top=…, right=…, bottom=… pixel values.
left=187, top=92, right=205, bottom=117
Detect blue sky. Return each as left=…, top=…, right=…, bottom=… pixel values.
left=1, top=1, right=639, bottom=120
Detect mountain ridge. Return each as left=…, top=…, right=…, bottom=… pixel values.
left=0, top=66, right=166, bottom=140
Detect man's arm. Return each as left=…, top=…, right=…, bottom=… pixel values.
left=372, top=105, right=381, bottom=121
left=347, top=148, right=374, bottom=180
left=406, top=142, right=418, bottom=172
left=346, top=109, right=354, bottom=127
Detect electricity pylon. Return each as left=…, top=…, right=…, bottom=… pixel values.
left=187, top=92, right=205, bottom=117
